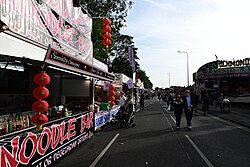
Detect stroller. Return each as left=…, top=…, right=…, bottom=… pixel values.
left=112, top=106, right=136, bottom=128
left=220, top=98, right=231, bottom=113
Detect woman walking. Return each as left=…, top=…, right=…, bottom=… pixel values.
left=173, top=95, right=183, bottom=130
left=202, top=92, right=209, bottom=116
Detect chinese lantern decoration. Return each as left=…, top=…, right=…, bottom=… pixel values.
left=33, top=72, right=50, bottom=85
left=109, top=96, right=115, bottom=102
left=109, top=90, right=115, bottom=96
left=32, top=100, right=49, bottom=113
left=103, top=18, right=112, bottom=48
left=109, top=101, right=115, bottom=107
left=32, top=86, right=49, bottom=99
left=109, top=84, right=115, bottom=107
left=32, top=71, right=50, bottom=130
left=31, top=114, right=48, bottom=130
left=109, top=84, right=114, bottom=91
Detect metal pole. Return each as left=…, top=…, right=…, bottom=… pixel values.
left=168, top=73, right=171, bottom=87
left=177, top=51, right=189, bottom=87
left=186, top=52, right=189, bottom=86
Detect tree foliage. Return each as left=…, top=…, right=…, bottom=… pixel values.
left=136, top=69, right=153, bottom=89
left=79, top=0, right=133, bottom=63
left=78, top=0, right=153, bottom=89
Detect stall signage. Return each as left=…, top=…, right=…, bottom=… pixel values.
left=94, top=111, right=110, bottom=130
left=46, top=47, right=115, bottom=81
left=0, top=0, right=93, bottom=63
left=0, top=112, right=94, bottom=167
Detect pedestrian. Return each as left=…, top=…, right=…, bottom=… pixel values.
left=202, top=92, right=209, bottom=116
left=139, top=92, right=145, bottom=112
left=173, top=94, right=183, bottom=130
left=167, top=93, right=174, bottom=113
left=182, top=90, right=196, bottom=131
left=119, top=92, right=126, bottom=107
left=193, top=92, right=199, bottom=114
left=123, top=95, right=134, bottom=125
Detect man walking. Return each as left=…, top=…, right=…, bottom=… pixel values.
left=182, top=90, right=196, bottom=131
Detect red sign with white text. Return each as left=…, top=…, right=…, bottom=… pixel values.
left=0, top=112, right=94, bottom=167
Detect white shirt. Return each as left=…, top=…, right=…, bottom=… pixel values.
left=119, top=95, right=126, bottom=106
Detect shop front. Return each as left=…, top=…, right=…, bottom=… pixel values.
left=0, top=0, right=115, bottom=166
left=194, top=58, right=250, bottom=103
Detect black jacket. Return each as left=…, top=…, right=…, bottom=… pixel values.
left=182, top=95, right=196, bottom=111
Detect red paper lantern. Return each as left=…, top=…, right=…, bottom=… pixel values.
left=103, top=32, right=111, bottom=39
left=103, top=39, right=111, bottom=46
left=103, top=25, right=111, bottom=33
left=33, top=86, right=49, bottom=99
left=32, top=114, right=48, bottom=125
left=103, top=18, right=112, bottom=25
left=109, top=91, right=115, bottom=96
left=109, top=101, right=115, bottom=107
left=32, top=100, right=49, bottom=112
left=109, top=96, right=115, bottom=102
left=109, top=84, right=114, bottom=91
left=33, top=72, right=50, bottom=85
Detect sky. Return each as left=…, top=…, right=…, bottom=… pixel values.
left=121, top=0, right=250, bottom=88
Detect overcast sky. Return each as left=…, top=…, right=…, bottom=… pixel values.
left=121, top=0, right=250, bottom=88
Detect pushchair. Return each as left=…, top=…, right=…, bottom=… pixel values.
left=112, top=106, right=136, bottom=128
left=220, top=99, right=231, bottom=113
left=120, top=110, right=136, bottom=128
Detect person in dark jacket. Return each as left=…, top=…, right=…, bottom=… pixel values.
left=123, top=95, right=134, bottom=124
left=182, top=90, right=196, bottom=131
left=173, top=95, right=183, bottom=130
left=139, top=92, right=145, bottom=112
left=202, top=92, right=210, bottom=116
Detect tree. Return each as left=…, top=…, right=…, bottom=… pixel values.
left=136, top=69, right=153, bottom=89
left=78, top=0, right=133, bottom=63
left=78, top=0, right=153, bottom=88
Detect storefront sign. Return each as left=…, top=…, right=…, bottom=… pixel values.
left=0, top=112, right=94, bottom=167
left=0, top=0, right=93, bottom=63
left=46, top=47, right=115, bottom=81
left=208, top=66, right=250, bottom=76
left=218, top=58, right=250, bottom=68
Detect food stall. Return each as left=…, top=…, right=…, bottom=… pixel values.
left=0, top=0, right=115, bottom=166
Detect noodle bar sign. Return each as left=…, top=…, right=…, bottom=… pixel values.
left=0, top=112, right=94, bottom=167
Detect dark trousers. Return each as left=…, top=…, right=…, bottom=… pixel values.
left=184, top=109, right=193, bottom=126
left=140, top=102, right=144, bottom=111
left=174, top=110, right=183, bottom=127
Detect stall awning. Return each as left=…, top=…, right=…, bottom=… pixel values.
left=45, top=46, right=115, bottom=82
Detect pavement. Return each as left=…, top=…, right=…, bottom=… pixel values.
left=197, top=103, right=250, bottom=128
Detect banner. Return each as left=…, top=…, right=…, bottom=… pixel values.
left=0, top=112, right=94, bottom=167
left=127, top=78, right=134, bottom=89
left=128, top=46, right=135, bottom=71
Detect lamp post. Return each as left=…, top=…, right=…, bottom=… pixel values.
left=177, top=51, right=189, bottom=86
left=167, top=73, right=171, bottom=87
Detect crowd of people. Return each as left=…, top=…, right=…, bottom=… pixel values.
left=112, top=89, right=231, bottom=130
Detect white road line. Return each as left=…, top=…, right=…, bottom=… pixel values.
left=185, top=135, right=214, bottom=167
left=210, top=115, right=250, bottom=133
left=89, top=133, right=120, bottom=167
left=170, top=114, right=176, bottom=123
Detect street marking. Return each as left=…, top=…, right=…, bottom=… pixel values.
left=210, top=115, right=250, bottom=133
left=185, top=135, right=214, bottom=167
left=89, top=133, right=120, bottom=167
left=170, top=114, right=176, bottom=123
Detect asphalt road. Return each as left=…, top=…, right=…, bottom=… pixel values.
left=52, top=98, right=250, bottom=167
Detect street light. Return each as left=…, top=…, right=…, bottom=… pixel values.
left=167, top=73, right=171, bottom=87
left=177, top=51, right=189, bottom=86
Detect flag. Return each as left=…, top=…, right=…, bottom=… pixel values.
left=128, top=46, right=135, bottom=71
